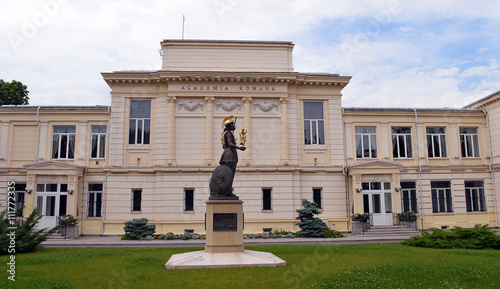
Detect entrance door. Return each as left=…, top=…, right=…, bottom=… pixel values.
left=35, top=183, right=68, bottom=229
left=362, top=181, right=393, bottom=226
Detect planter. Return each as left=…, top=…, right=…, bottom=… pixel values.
left=351, top=222, right=368, bottom=235
left=60, top=226, right=80, bottom=239
left=399, top=221, right=418, bottom=231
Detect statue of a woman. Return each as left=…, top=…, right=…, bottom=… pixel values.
left=209, top=115, right=246, bottom=200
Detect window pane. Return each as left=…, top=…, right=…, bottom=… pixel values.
left=392, top=135, right=398, bottom=158
left=427, top=135, right=433, bottom=157
left=46, top=196, right=56, bottom=216
left=446, top=189, right=453, bottom=212
left=263, top=189, right=272, bottom=210
left=402, top=191, right=410, bottom=212
left=60, top=135, right=68, bottom=158
left=144, top=119, right=150, bottom=145
left=130, top=100, right=151, bottom=118
left=59, top=195, right=67, bottom=216
left=132, top=190, right=142, bottom=211
left=406, top=135, right=412, bottom=158
left=303, top=102, right=323, bottom=119
left=89, top=183, right=103, bottom=191
left=96, top=193, right=102, bottom=217
left=54, top=126, right=75, bottom=133
left=129, top=119, right=136, bottom=144
left=60, top=184, right=67, bottom=192
left=185, top=189, right=194, bottom=211
left=68, top=134, right=75, bottom=159
left=92, top=126, right=106, bottom=133
left=318, top=120, right=324, bottom=145
left=46, top=184, right=58, bottom=192
left=304, top=120, right=311, bottom=145
left=372, top=194, right=381, bottom=213
left=371, top=182, right=381, bottom=190
left=36, top=184, right=45, bottom=192
left=370, top=135, right=377, bottom=158
left=311, top=120, right=317, bottom=144
left=313, top=188, right=322, bottom=208
left=410, top=190, right=418, bottom=213
left=431, top=189, right=438, bottom=213
left=385, top=192, right=392, bottom=213
left=398, top=135, right=405, bottom=157
left=52, top=134, right=59, bottom=158
left=355, top=135, right=362, bottom=158
left=137, top=119, right=143, bottom=144
left=440, top=135, right=447, bottom=157
left=363, top=135, right=369, bottom=157
left=37, top=196, right=43, bottom=216
left=99, top=135, right=106, bottom=158
left=472, top=135, right=479, bottom=157
left=91, top=135, right=98, bottom=158
left=363, top=194, right=369, bottom=213
left=88, top=193, right=95, bottom=217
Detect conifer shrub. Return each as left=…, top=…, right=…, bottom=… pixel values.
left=123, top=218, right=156, bottom=240
left=0, top=208, right=59, bottom=255
left=295, top=199, right=328, bottom=238
left=323, top=228, right=345, bottom=238
left=402, top=225, right=500, bottom=249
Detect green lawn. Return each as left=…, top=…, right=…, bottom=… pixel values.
left=1, top=243, right=499, bottom=289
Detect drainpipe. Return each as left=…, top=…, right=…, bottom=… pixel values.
left=483, top=110, right=498, bottom=227
left=35, top=106, right=41, bottom=162
left=341, top=108, right=351, bottom=230
left=102, top=105, right=111, bottom=235
left=414, top=108, right=425, bottom=229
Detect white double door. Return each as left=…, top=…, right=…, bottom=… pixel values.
left=36, top=184, right=68, bottom=229
left=362, top=181, right=393, bottom=226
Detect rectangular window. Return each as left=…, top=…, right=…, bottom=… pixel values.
left=465, top=181, right=486, bottom=212
left=313, top=188, right=322, bottom=209
left=355, top=127, right=377, bottom=158
left=431, top=181, right=453, bottom=213
left=392, top=127, right=412, bottom=158
left=304, top=101, right=325, bottom=145
left=132, top=189, right=142, bottom=211
left=15, top=183, right=26, bottom=217
left=262, top=188, right=272, bottom=211
left=88, top=184, right=103, bottom=217
left=129, top=99, right=151, bottom=145
left=460, top=127, right=479, bottom=158
left=184, top=189, right=194, bottom=211
left=91, top=126, right=107, bottom=159
left=426, top=127, right=447, bottom=158
left=401, top=181, right=418, bottom=213
left=52, top=126, right=76, bottom=159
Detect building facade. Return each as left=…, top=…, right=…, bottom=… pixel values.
left=0, top=40, right=498, bottom=235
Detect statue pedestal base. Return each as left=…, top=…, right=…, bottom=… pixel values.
left=165, top=199, right=287, bottom=269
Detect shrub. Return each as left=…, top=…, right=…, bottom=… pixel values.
left=397, top=211, right=417, bottom=222
left=165, top=232, right=175, bottom=240
left=402, top=225, right=500, bottom=249
left=295, top=199, right=328, bottom=238
left=323, top=229, right=345, bottom=238
left=59, top=215, right=79, bottom=227
left=123, top=218, right=156, bottom=240
left=351, top=213, right=369, bottom=222
left=0, top=208, right=59, bottom=255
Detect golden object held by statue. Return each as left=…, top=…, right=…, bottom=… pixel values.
left=240, top=129, right=247, bottom=147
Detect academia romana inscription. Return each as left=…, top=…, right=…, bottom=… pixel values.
left=168, top=84, right=287, bottom=93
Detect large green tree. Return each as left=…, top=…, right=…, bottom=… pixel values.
left=0, top=79, right=29, bottom=105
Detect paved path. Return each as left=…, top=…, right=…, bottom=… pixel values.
left=42, top=233, right=417, bottom=248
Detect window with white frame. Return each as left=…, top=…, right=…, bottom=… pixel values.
left=465, top=181, right=486, bottom=212
left=426, top=127, right=447, bottom=158
left=91, top=126, right=106, bottom=159
left=313, top=188, right=322, bottom=209
left=262, top=188, right=272, bottom=211
left=52, top=126, right=75, bottom=159
left=304, top=101, right=325, bottom=145
left=460, top=127, right=479, bottom=158
left=88, top=184, right=103, bottom=217
left=129, top=99, right=151, bottom=145
left=401, top=181, right=418, bottom=213
left=15, top=183, right=26, bottom=217
left=431, top=181, right=453, bottom=213
left=392, top=127, right=412, bottom=158
left=184, top=189, right=194, bottom=211
left=355, top=127, right=377, bottom=158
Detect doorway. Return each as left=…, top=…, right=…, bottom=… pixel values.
left=35, top=183, right=68, bottom=229
left=362, top=181, right=393, bottom=226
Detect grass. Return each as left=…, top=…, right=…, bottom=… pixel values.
left=0, top=243, right=499, bottom=288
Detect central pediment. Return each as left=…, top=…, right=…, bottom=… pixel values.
left=348, top=160, right=403, bottom=175
left=23, top=160, right=85, bottom=176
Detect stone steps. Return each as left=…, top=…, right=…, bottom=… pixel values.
left=363, top=225, right=421, bottom=237
left=41, top=229, right=67, bottom=240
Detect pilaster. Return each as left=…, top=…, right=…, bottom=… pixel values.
left=279, top=97, right=290, bottom=165
left=203, top=96, right=215, bottom=166
left=166, top=96, right=177, bottom=166
left=242, top=97, right=254, bottom=166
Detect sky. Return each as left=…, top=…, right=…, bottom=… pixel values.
left=1, top=0, right=500, bottom=108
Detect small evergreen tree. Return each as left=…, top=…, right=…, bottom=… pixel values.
left=0, top=208, right=59, bottom=255
left=295, top=199, right=328, bottom=238
left=123, top=218, right=156, bottom=240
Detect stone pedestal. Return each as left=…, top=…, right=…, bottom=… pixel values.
left=165, top=199, right=286, bottom=269
left=205, top=200, right=244, bottom=253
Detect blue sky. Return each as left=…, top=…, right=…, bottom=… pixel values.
left=1, top=0, right=499, bottom=108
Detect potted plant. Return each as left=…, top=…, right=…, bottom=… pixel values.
left=397, top=211, right=418, bottom=230
left=351, top=213, right=370, bottom=235
left=59, top=215, right=80, bottom=239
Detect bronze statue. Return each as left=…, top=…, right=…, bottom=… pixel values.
left=209, top=115, right=246, bottom=200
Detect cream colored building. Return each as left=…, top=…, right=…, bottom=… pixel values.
left=0, top=40, right=498, bottom=235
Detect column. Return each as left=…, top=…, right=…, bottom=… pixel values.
left=0, top=121, right=9, bottom=163
left=166, top=96, right=177, bottom=166
left=203, top=97, right=215, bottom=166
left=77, top=121, right=87, bottom=166
left=279, top=97, right=290, bottom=165
left=242, top=97, right=254, bottom=166
left=38, top=121, right=48, bottom=161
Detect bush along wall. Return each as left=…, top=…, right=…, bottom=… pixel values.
left=122, top=218, right=156, bottom=240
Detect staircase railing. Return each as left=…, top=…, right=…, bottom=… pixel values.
left=393, top=212, right=419, bottom=231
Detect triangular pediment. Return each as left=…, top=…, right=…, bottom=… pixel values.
left=348, top=160, right=403, bottom=175
left=23, top=160, right=85, bottom=175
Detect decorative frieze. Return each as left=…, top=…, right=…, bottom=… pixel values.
left=215, top=99, right=242, bottom=111
left=177, top=99, right=205, bottom=111
left=253, top=99, right=279, bottom=112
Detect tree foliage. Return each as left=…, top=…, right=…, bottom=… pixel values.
left=0, top=79, right=29, bottom=105
left=0, top=208, right=59, bottom=255
left=295, top=199, right=328, bottom=238
left=123, top=218, right=156, bottom=240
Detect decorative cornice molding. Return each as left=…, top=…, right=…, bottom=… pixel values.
left=253, top=99, right=279, bottom=112
left=177, top=99, right=205, bottom=111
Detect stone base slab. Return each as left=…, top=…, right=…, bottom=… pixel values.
left=165, top=250, right=287, bottom=269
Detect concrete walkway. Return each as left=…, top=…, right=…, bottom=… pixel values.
left=41, top=233, right=418, bottom=248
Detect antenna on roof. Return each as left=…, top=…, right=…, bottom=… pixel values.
left=182, top=15, right=186, bottom=39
